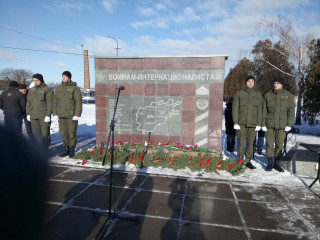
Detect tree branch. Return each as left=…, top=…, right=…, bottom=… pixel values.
left=259, top=58, right=295, bottom=77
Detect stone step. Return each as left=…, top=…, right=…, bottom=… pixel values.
left=281, top=144, right=319, bottom=178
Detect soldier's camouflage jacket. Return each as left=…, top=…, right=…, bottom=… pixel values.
left=232, top=87, right=263, bottom=127
left=26, top=83, right=54, bottom=119
left=53, top=81, right=82, bottom=118
left=262, top=89, right=295, bottom=129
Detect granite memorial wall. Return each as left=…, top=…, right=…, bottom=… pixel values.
left=95, top=55, right=228, bottom=150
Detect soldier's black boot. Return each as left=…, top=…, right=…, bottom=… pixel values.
left=69, top=146, right=75, bottom=158
left=274, top=158, right=284, bottom=172
left=245, top=158, right=256, bottom=169
left=266, top=157, right=273, bottom=171
left=59, top=146, right=69, bottom=157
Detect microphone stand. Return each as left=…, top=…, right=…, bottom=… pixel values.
left=94, top=87, right=139, bottom=240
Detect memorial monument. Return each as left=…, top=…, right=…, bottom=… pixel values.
left=95, top=55, right=228, bottom=151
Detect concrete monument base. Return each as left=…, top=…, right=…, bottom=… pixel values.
left=281, top=144, right=318, bottom=177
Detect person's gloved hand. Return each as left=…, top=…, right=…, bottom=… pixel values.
left=255, top=126, right=261, bottom=131
left=285, top=126, right=291, bottom=132
left=233, top=124, right=240, bottom=130
left=44, top=116, right=50, bottom=123
left=72, top=116, right=79, bottom=121
left=262, top=126, right=268, bottom=132
left=27, top=115, right=31, bottom=122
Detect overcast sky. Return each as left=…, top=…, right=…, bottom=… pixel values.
left=0, top=0, right=319, bottom=87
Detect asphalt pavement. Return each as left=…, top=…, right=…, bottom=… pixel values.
left=40, top=164, right=320, bottom=240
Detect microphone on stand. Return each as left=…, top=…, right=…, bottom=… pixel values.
left=116, top=86, right=125, bottom=90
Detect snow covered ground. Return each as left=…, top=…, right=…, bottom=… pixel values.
left=1, top=103, right=320, bottom=194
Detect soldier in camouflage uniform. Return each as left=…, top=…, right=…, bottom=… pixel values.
left=262, top=76, right=295, bottom=172
left=53, top=71, right=82, bottom=158
left=26, top=74, right=53, bottom=150
left=232, top=76, right=263, bottom=169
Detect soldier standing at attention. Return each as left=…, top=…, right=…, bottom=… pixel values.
left=262, top=76, right=295, bottom=172
left=26, top=74, right=53, bottom=150
left=232, top=76, right=263, bottom=169
left=53, top=71, right=82, bottom=158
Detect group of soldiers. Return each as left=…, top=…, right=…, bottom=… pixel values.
left=0, top=71, right=82, bottom=157
left=226, top=75, right=295, bottom=172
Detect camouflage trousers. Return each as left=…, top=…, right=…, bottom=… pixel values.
left=236, top=125, right=256, bottom=159
left=265, top=128, right=286, bottom=158
left=58, top=118, right=78, bottom=147
left=31, top=118, right=51, bottom=148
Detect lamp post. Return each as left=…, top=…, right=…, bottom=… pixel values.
left=108, top=36, right=121, bottom=56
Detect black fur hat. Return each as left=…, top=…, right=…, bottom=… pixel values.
left=245, top=75, right=255, bottom=83
left=62, top=71, right=72, bottom=79
left=18, top=83, right=27, bottom=89
left=33, top=73, right=44, bottom=83
left=273, top=76, right=285, bottom=85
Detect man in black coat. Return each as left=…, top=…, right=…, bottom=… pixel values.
left=18, top=83, right=35, bottom=141
left=225, top=97, right=236, bottom=152
left=0, top=81, right=26, bottom=133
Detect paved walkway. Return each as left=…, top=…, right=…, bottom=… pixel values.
left=40, top=164, right=320, bottom=240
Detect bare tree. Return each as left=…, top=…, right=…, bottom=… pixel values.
left=255, top=16, right=317, bottom=125
left=0, top=68, right=34, bottom=84
left=46, top=82, right=60, bottom=91
left=251, top=39, right=297, bottom=95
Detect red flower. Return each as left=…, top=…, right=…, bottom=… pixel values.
left=199, top=156, right=204, bottom=167
left=216, top=161, right=223, bottom=169
left=206, top=159, right=211, bottom=168
left=100, top=148, right=104, bottom=156
left=139, top=154, right=144, bottom=164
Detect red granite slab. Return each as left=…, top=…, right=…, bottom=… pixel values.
left=95, top=58, right=118, bottom=70
left=119, top=58, right=143, bottom=70
left=132, top=83, right=145, bottom=96
left=143, top=58, right=159, bottom=70
left=181, top=84, right=196, bottom=97
left=170, top=84, right=182, bottom=96
left=210, top=56, right=225, bottom=69
left=182, top=110, right=195, bottom=123
left=182, top=123, right=194, bottom=137
left=105, top=84, right=118, bottom=95
left=182, top=136, right=194, bottom=145
left=95, top=96, right=107, bottom=107
left=182, top=98, right=196, bottom=110
left=145, top=84, right=156, bottom=96
left=157, top=84, right=169, bottom=96
left=96, top=108, right=107, bottom=120
left=96, top=121, right=108, bottom=133
left=95, top=83, right=107, bottom=96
